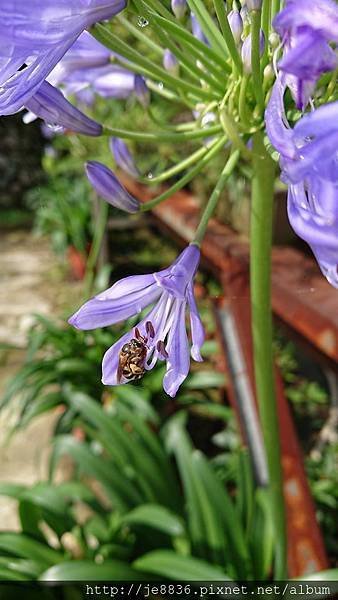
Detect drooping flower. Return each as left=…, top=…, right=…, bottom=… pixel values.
left=110, top=138, right=139, bottom=179
left=85, top=161, right=140, bottom=213
left=265, top=78, right=338, bottom=287
left=25, top=80, right=102, bottom=136
left=0, top=0, right=126, bottom=115
left=69, top=245, right=205, bottom=396
left=273, top=0, right=338, bottom=109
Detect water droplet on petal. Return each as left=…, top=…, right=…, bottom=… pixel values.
left=147, top=172, right=153, bottom=179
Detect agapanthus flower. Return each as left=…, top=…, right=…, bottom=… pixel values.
left=85, top=161, right=140, bottom=213
left=273, top=0, right=338, bottom=109
left=0, top=0, right=126, bottom=115
left=110, top=138, right=139, bottom=178
left=69, top=245, right=205, bottom=396
left=25, top=80, right=102, bottom=136
left=265, top=78, right=338, bottom=287
left=191, top=13, right=210, bottom=46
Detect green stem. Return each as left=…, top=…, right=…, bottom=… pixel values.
left=140, top=135, right=227, bottom=211
left=219, top=109, right=251, bottom=159
left=83, top=199, right=109, bottom=299
left=213, top=0, right=242, bottom=73
left=193, top=150, right=239, bottom=245
left=238, top=75, right=252, bottom=130
left=117, top=16, right=164, bottom=57
left=250, top=132, right=287, bottom=579
left=250, top=9, right=264, bottom=113
left=102, top=124, right=222, bottom=142
left=141, top=145, right=209, bottom=185
left=92, top=24, right=219, bottom=102
left=261, top=0, right=271, bottom=68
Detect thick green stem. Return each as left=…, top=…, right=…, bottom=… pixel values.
left=271, top=0, right=281, bottom=21
left=250, top=132, right=287, bottom=579
left=193, top=150, right=239, bottom=245
left=102, top=124, right=222, bottom=142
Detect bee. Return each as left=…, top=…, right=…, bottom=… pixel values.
left=117, top=322, right=154, bottom=383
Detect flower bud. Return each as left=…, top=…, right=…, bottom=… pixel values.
left=85, top=161, right=140, bottom=213
left=163, top=49, right=179, bottom=76
left=246, top=0, right=262, bottom=10
left=171, top=0, right=187, bottom=19
left=227, top=10, right=243, bottom=45
left=241, top=30, right=265, bottom=74
left=110, top=138, right=139, bottom=179
left=134, top=75, right=150, bottom=108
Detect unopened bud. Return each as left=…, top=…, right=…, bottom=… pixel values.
left=228, top=10, right=243, bottom=45
left=171, top=0, right=186, bottom=19
left=241, top=30, right=265, bottom=74
left=163, top=49, right=179, bottom=76
left=134, top=75, right=150, bottom=108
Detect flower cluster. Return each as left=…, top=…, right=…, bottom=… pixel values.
left=265, top=0, right=338, bottom=287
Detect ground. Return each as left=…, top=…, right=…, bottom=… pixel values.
left=0, top=230, right=81, bottom=530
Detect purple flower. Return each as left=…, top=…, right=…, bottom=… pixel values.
left=110, top=138, right=139, bottom=178
left=273, top=0, right=338, bottom=109
left=85, top=161, right=140, bottom=213
left=50, top=32, right=111, bottom=84
left=171, top=0, right=187, bottom=19
left=265, top=79, right=338, bottom=287
left=0, top=0, right=126, bottom=115
left=25, top=80, right=102, bottom=136
left=241, top=31, right=265, bottom=74
left=163, top=50, right=179, bottom=76
left=69, top=245, right=205, bottom=396
left=228, top=10, right=243, bottom=45
left=134, top=75, right=150, bottom=108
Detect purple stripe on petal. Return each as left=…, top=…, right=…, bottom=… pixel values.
left=163, top=300, right=190, bottom=397
left=85, top=161, right=140, bottom=213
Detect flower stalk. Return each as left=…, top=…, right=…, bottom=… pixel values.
left=193, top=150, right=239, bottom=246
left=250, top=9, right=265, bottom=112
left=250, top=131, right=287, bottom=579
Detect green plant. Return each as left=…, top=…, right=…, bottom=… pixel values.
left=0, top=391, right=275, bottom=582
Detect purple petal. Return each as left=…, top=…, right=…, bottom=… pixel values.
left=279, top=31, right=337, bottom=80
left=190, top=13, right=210, bottom=46
left=187, top=283, right=205, bottom=362
left=155, top=244, right=200, bottom=298
left=93, top=68, right=135, bottom=98
left=163, top=49, right=179, bottom=76
left=68, top=278, right=160, bottom=330
left=110, top=138, right=139, bottom=178
left=25, top=80, right=102, bottom=136
left=228, top=10, right=243, bottom=45
left=273, top=0, right=338, bottom=44
left=265, top=78, right=296, bottom=159
left=163, top=300, right=190, bottom=397
left=85, top=162, right=140, bottom=213
left=241, top=30, right=265, bottom=74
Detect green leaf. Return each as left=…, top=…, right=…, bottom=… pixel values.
left=0, top=533, right=63, bottom=567
left=0, top=483, right=26, bottom=499
left=134, top=550, right=231, bottom=580
left=185, top=371, right=225, bottom=389
left=122, top=504, right=185, bottom=537
left=39, top=560, right=141, bottom=581
left=0, top=557, right=44, bottom=578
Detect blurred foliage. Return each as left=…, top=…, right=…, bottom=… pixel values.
left=0, top=391, right=275, bottom=584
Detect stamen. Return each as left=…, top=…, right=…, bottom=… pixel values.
left=146, top=321, right=155, bottom=338
left=157, top=340, right=169, bottom=359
